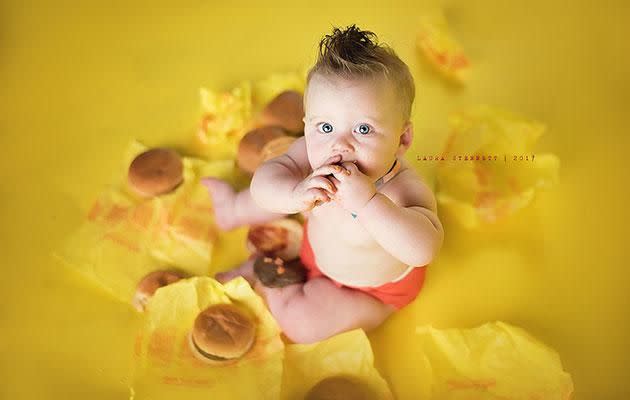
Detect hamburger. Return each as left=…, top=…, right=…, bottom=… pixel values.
left=189, top=303, right=256, bottom=363
left=257, top=90, right=305, bottom=135
left=128, top=148, right=184, bottom=197
left=253, top=256, right=307, bottom=288
left=246, top=218, right=303, bottom=260
left=132, top=270, right=185, bottom=312
left=236, top=126, right=288, bottom=174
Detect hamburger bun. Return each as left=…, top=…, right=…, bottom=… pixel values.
left=189, top=303, right=256, bottom=362
left=237, top=126, right=287, bottom=174
left=257, top=90, right=305, bottom=135
left=128, top=148, right=184, bottom=197
left=253, top=256, right=307, bottom=288
left=305, top=375, right=380, bottom=400
left=260, top=135, right=297, bottom=164
left=132, top=270, right=185, bottom=312
left=246, top=218, right=303, bottom=260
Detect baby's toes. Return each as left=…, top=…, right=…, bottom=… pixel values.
left=214, top=270, right=236, bottom=284
left=214, top=213, right=239, bottom=231
left=201, top=177, right=233, bottom=199
left=214, top=259, right=256, bottom=285
left=241, top=262, right=257, bottom=286
left=214, top=271, right=227, bottom=283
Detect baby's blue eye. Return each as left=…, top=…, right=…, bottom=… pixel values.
left=319, top=123, right=333, bottom=134
left=356, top=124, right=371, bottom=135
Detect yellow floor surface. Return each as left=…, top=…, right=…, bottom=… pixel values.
left=0, top=1, right=628, bottom=399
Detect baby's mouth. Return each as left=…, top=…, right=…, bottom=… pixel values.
left=331, top=155, right=355, bottom=164
left=326, top=155, right=363, bottom=172
left=344, top=160, right=365, bottom=174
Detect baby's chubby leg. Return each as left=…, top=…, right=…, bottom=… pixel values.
left=214, top=258, right=395, bottom=343
left=254, top=278, right=396, bottom=344
left=201, top=177, right=288, bottom=230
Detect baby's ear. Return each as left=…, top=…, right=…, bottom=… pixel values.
left=397, top=121, right=414, bottom=155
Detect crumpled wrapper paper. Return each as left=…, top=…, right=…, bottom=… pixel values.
left=412, top=321, right=574, bottom=399
left=193, top=81, right=253, bottom=160
left=417, top=11, right=470, bottom=82
left=130, top=276, right=284, bottom=400
left=281, top=329, right=394, bottom=400
left=435, top=105, right=560, bottom=229
left=54, top=140, right=234, bottom=304
left=192, top=68, right=308, bottom=161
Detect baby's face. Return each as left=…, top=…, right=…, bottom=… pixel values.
left=302, top=73, right=407, bottom=181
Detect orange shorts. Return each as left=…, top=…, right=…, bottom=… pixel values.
left=299, top=220, right=428, bottom=310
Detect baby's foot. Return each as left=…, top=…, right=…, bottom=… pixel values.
left=200, top=177, right=241, bottom=231
left=215, top=257, right=257, bottom=287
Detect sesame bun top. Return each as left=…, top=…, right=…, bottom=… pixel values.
left=246, top=218, right=303, bottom=260
left=259, top=90, right=305, bottom=134
left=237, top=126, right=287, bottom=174
left=128, top=148, right=184, bottom=197
left=190, top=303, right=256, bottom=361
left=260, top=136, right=297, bottom=164
left=132, top=270, right=185, bottom=312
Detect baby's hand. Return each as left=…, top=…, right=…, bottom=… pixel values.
left=327, top=162, right=377, bottom=214
left=288, top=155, right=341, bottom=213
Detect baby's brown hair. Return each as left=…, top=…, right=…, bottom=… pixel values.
left=306, top=24, right=416, bottom=124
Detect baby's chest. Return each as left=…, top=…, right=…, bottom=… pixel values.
left=309, top=202, right=374, bottom=247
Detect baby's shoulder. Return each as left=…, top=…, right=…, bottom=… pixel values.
left=379, top=159, right=437, bottom=211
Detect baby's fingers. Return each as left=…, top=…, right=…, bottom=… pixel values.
left=305, top=188, right=331, bottom=210
left=321, top=154, right=342, bottom=166
left=311, top=164, right=345, bottom=178
left=306, top=175, right=337, bottom=194
left=328, top=175, right=342, bottom=188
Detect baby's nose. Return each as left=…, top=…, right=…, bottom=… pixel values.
left=332, top=135, right=355, bottom=153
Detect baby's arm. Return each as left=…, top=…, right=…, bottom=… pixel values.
left=251, top=137, right=338, bottom=214
left=356, top=169, right=444, bottom=266
left=250, top=155, right=304, bottom=214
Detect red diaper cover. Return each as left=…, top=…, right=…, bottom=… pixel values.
left=298, top=219, right=428, bottom=310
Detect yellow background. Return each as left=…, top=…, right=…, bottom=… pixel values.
left=1, top=1, right=627, bottom=399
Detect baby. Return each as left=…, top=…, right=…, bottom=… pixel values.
left=202, top=25, right=444, bottom=344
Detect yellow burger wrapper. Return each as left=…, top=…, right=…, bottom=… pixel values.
left=191, top=68, right=310, bottom=162
left=192, top=80, right=253, bottom=160
left=130, top=276, right=284, bottom=400
left=417, top=11, right=471, bottom=82
left=280, top=329, right=394, bottom=399
left=435, top=105, right=560, bottom=229
left=54, top=140, right=235, bottom=305
left=412, top=322, right=574, bottom=399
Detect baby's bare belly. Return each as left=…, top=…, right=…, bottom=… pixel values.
left=306, top=205, right=412, bottom=287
